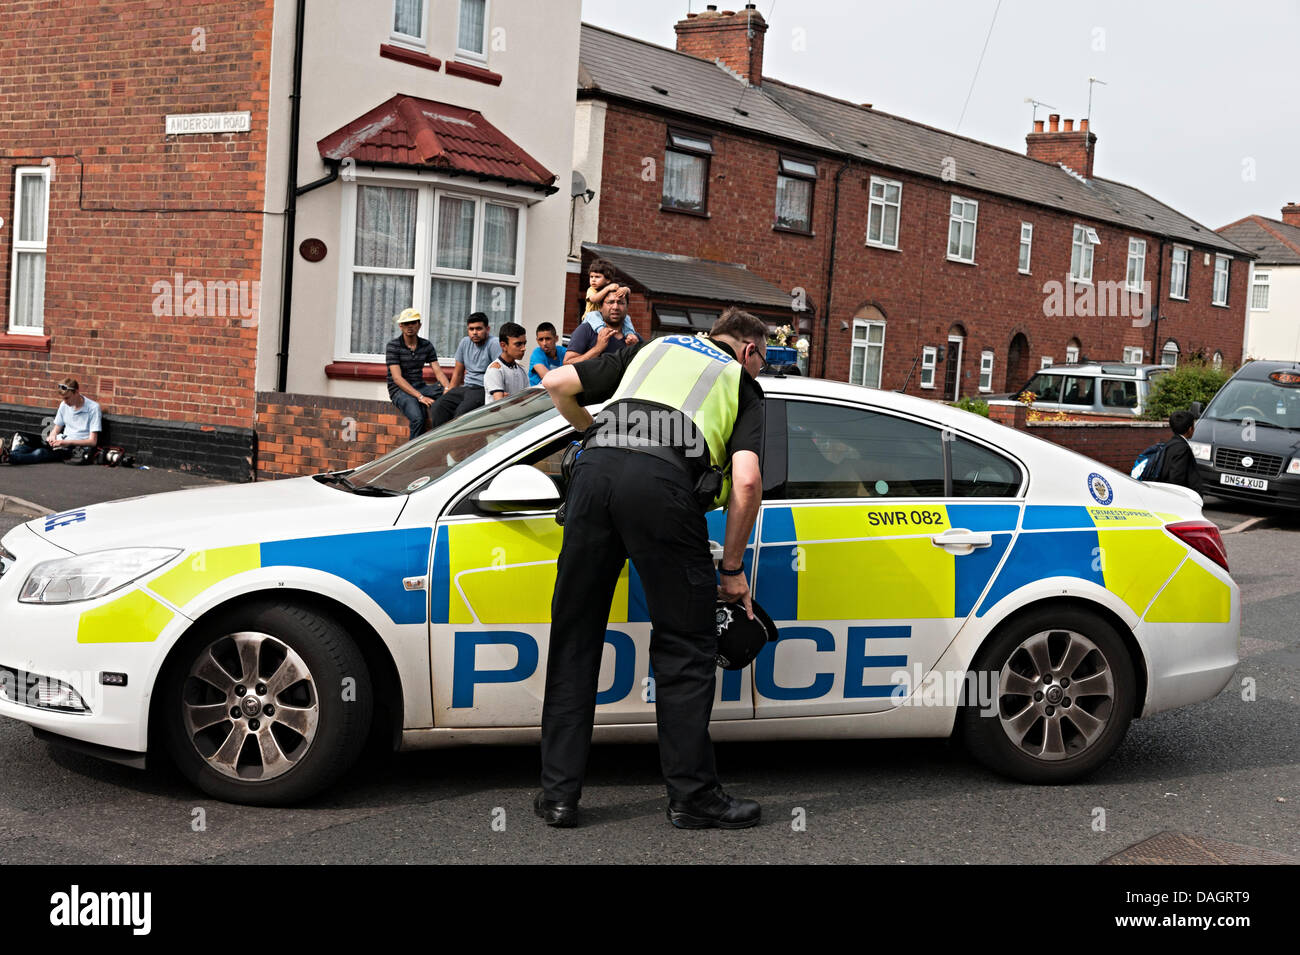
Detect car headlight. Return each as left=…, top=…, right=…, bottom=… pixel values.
left=18, top=548, right=181, bottom=604
left=1288, top=458, right=1300, bottom=475
left=1188, top=440, right=1212, bottom=461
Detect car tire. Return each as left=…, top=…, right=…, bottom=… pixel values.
left=163, top=602, right=372, bottom=805
left=961, top=606, right=1136, bottom=784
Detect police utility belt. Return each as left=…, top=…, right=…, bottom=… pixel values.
left=560, top=428, right=724, bottom=507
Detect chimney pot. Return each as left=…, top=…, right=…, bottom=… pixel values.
left=706, top=4, right=718, bottom=9
left=1063, top=118, right=1074, bottom=131
left=1282, top=202, right=1300, bottom=227
left=1033, top=119, right=1044, bottom=133
left=1079, top=118, right=1088, bottom=131
left=1048, top=114, right=1060, bottom=132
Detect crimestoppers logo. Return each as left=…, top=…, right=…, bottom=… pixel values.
left=49, top=885, right=151, bottom=935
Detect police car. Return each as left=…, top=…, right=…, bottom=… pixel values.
left=0, top=376, right=1239, bottom=804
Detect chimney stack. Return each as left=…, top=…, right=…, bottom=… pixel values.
left=674, top=4, right=768, bottom=86
left=1282, top=202, right=1300, bottom=227
left=1027, top=113, right=1098, bottom=179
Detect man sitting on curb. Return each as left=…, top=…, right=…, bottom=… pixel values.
left=8, top=377, right=101, bottom=465
left=386, top=308, right=451, bottom=441
left=484, top=322, right=531, bottom=403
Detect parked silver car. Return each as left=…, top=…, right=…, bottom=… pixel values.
left=990, top=363, right=1171, bottom=417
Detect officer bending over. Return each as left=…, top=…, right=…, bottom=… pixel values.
left=536, top=307, right=769, bottom=830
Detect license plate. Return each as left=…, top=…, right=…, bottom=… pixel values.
left=1220, top=473, right=1268, bottom=491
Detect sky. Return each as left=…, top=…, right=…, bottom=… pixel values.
left=579, top=0, right=1300, bottom=230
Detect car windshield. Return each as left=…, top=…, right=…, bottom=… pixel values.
left=344, top=389, right=560, bottom=494
left=1020, top=373, right=1063, bottom=402
left=1204, top=378, right=1300, bottom=428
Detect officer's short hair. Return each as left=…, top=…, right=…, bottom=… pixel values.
left=499, top=321, right=526, bottom=343
left=710, top=307, right=769, bottom=347
left=1170, top=410, right=1195, bottom=436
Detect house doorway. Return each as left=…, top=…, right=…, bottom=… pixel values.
left=1007, top=333, right=1030, bottom=392
left=943, top=325, right=966, bottom=401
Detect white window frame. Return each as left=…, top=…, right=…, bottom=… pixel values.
left=947, top=196, right=978, bottom=263
left=920, top=345, right=937, bottom=389
left=1213, top=254, right=1230, bottom=306
left=1161, top=340, right=1179, bottom=367
left=390, top=0, right=428, bottom=48
left=1251, top=269, right=1270, bottom=311
left=866, top=176, right=902, bottom=250
left=850, top=320, right=886, bottom=388
left=979, top=350, right=994, bottom=392
left=1065, top=342, right=1080, bottom=363
left=336, top=172, right=527, bottom=362
left=774, top=155, right=817, bottom=233
left=1018, top=222, right=1032, bottom=273
left=455, top=0, right=490, bottom=63
left=1070, top=224, right=1097, bottom=284
left=1212, top=351, right=1224, bottom=370
left=1170, top=245, right=1190, bottom=300
left=9, top=165, right=51, bottom=334
left=1040, top=356, right=1053, bottom=370
left=1122, top=346, right=1143, bottom=364
left=1126, top=238, right=1146, bottom=292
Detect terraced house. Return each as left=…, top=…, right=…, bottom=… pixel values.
left=569, top=6, right=1252, bottom=397
left=1, top=0, right=580, bottom=479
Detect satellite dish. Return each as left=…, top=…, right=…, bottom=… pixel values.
left=571, top=171, right=588, bottom=198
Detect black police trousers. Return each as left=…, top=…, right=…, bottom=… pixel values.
left=540, top=447, right=719, bottom=802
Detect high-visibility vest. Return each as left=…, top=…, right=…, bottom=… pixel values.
left=595, top=335, right=742, bottom=505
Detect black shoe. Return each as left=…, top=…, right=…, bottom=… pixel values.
left=666, top=785, right=761, bottom=830
left=534, top=791, right=580, bottom=828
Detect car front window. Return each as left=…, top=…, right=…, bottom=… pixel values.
left=346, top=389, right=559, bottom=493
left=1021, top=373, right=1062, bottom=403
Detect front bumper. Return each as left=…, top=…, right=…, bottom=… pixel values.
left=0, top=525, right=185, bottom=754
left=1196, top=462, right=1300, bottom=509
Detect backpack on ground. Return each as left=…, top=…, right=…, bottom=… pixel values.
left=1131, top=441, right=1168, bottom=481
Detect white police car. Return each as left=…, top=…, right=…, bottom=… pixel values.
left=0, top=377, right=1239, bottom=804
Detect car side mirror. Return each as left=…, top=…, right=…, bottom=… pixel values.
left=474, top=464, right=562, bottom=513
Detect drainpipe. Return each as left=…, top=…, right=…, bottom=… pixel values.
left=819, top=160, right=852, bottom=378
left=276, top=0, right=307, bottom=393
left=1149, top=238, right=1165, bottom=362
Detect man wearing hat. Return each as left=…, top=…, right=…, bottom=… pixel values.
left=386, top=308, right=450, bottom=441
left=536, top=306, right=770, bottom=831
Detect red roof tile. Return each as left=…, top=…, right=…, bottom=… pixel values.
left=317, top=95, right=556, bottom=191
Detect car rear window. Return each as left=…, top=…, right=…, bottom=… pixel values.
left=1060, top=376, right=1095, bottom=406
left=1101, top=379, right=1137, bottom=408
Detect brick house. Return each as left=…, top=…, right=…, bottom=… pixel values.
left=1218, top=204, right=1300, bottom=361
left=1, top=0, right=580, bottom=479
left=571, top=7, right=1253, bottom=398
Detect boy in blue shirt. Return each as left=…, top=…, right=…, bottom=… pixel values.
left=528, top=322, right=567, bottom=386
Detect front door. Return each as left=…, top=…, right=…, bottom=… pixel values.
left=945, top=335, right=965, bottom=401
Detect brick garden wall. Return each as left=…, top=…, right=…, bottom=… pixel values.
left=256, top=392, right=409, bottom=479
left=989, top=402, right=1167, bottom=472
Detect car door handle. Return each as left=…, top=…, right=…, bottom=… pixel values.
left=931, top=529, right=992, bottom=554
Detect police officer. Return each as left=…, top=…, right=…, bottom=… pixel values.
left=536, top=305, right=770, bottom=830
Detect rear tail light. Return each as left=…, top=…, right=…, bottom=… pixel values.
left=1165, top=520, right=1230, bottom=572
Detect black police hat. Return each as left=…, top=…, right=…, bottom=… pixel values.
left=714, top=599, right=777, bottom=670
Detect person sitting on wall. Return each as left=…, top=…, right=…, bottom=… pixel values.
left=484, top=323, right=531, bottom=403
left=564, top=288, right=634, bottom=365
left=529, top=322, right=567, bottom=386
left=432, top=312, right=502, bottom=427
left=386, top=308, right=451, bottom=441
left=8, top=377, right=101, bottom=465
